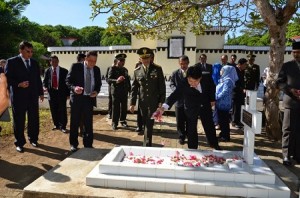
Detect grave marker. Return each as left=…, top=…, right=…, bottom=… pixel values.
left=241, top=90, right=262, bottom=165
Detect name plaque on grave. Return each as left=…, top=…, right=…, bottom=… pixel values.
left=242, top=109, right=252, bottom=128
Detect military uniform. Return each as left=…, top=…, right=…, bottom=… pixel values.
left=244, top=54, right=260, bottom=90
left=107, top=54, right=131, bottom=129
left=130, top=47, right=166, bottom=146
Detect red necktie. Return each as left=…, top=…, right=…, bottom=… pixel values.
left=52, top=68, right=58, bottom=89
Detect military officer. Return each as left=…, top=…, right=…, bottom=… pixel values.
left=107, top=54, right=131, bottom=130
left=130, top=47, right=166, bottom=147
left=244, top=53, right=260, bottom=90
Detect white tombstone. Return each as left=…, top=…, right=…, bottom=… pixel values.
left=241, top=90, right=262, bottom=165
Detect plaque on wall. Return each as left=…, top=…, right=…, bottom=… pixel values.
left=242, top=109, right=252, bottom=128
left=168, top=37, right=184, bottom=59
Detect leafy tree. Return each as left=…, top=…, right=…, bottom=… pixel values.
left=91, top=0, right=300, bottom=140
left=73, top=26, right=105, bottom=46
left=0, top=0, right=30, bottom=58
left=101, top=30, right=131, bottom=46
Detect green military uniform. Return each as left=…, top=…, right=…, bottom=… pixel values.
left=130, top=48, right=166, bottom=146
left=107, top=54, right=131, bottom=130
left=244, top=53, right=260, bottom=90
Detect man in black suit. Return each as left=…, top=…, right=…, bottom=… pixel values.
left=107, top=54, right=131, bottom=130
left=43, top=56, right=69, bottom=133
left=170, top=55, right=189, bottom=145
left=195, top=54, right=213, bottom=74
left=160, top=66, right=220, bottom=150
left=5, top=41, right=44, bottom=152
left=130, top=47, right=166, bottom=147
left=276, top=41, right=300, bottom=166
left=232, top=58, right=247, bottom=128
left=66, top=51, right=102, bottom=152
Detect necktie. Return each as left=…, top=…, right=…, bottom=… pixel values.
left=85, top=68, right=91, bottom=94
left=145, top=66, right=148, bottom=75
left=25, top=60, right=30, bottom=70
left=183, top=71, right=186, bottom=77
left=52, top=68, right=58, bottom=89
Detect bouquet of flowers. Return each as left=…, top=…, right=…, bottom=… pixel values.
left=151, top=109, right=163, bottom=122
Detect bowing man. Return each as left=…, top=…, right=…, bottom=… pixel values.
left=160, top=66, right=221, bottom=150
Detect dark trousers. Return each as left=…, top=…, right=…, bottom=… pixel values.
left=69, top=96, right=94, bottom=148
left=217, top=109, right=230, bottom=140
left=108, top=85, right=112, bottom=117
left=137, top=104, right=143, bottom=129
left=186, top=105, right=218, bottom=149
left=48, top=90, right=67, bottom=129
left=112, top=94, right=128, bottom=125
left=232, top=100, right=242, bottom=124
left=199, top=105, right=218, bottom=147
left=175, top=106, right=187, bottom=140
left=282, top=108, right=300, bottom=160
left=140, top=107, right=154, bottom=147
left=12, top=98, right=39, bottom=147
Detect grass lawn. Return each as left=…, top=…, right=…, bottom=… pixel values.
left=0, top=108, right=51, bottom=136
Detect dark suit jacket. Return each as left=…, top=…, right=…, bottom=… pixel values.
left=166, top=73, right=215, bottom=116
left=276, top=60, right=300, bottom=109
left=170, top=69, right=186, bottom=107
left=5, top=55, right=43, bottom=105
left=43, top=66, right=70, bottom=100
left=233, top=67, right=246, bottom=104
left=195, top=63, right=213, bottom=74
left=130, top=63, right=166, bottom=112
left=66, top=63, right=101, bottom=107
left=107, top=66, right=131, bottom=96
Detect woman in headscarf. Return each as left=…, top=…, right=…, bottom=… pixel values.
left=215, top=65, right=239, bottom=141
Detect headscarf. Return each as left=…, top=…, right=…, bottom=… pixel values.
left=219, top=65, right=239, bottom=87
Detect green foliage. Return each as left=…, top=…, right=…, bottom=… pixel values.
left=73, top=26, right=105, bottom=46
left=101, top=30, right=131, bottom=46
left=0, top=0, right=30, bottom=58
left=90, top=0, right=248, bottom=39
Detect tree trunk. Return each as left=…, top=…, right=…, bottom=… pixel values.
left=264, top=25, right=287, bottom=140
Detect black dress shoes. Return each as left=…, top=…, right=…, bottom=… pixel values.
left=178, top=139, right=185, bottom=145
left=16, top=146, right=24, bottom=153
left=70, top=146, right=78, bottom=152
left=120, top=121, right=128, bottom=127
left=52, top=126, right=59, bottom=130
left=283, top=157, right=292, bottom=166
left=112, top=124, right=117, bottom=131
left=30, top=141, right=38, bottom=147
left=135, top=127, right=143, bottom=132
left=214, top=145, right=222, bottom=150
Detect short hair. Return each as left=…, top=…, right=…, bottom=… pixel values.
left=238, top=58, right=247, bottom=65
left=86, top=51, right=98, bottom=57
left=19, top=41, right=33, bottom=50
left=179, top=55, right=189, bottom=62
left=0, top=59, right=6, bottom=64
left=50, top=55, right=59, bottom=61
left=200, top=54, right=207, bottom=58
left=186, top=65, right=202, bottom=79
left=231, top=54, right=237, bottom=59
left=77, top=53, right=86, bottom=62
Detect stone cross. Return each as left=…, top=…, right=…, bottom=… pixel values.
left=241, top=90, right=262, bottom=165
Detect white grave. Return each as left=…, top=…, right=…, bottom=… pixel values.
left=86, top=146, right=290, bottom=197
left=86, top=91, right=290, bottom=197
left=241, top=90, right=262, bottom=165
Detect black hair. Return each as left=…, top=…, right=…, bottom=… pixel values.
left=238, top=58, right=247, bottom=65
left=186, top=65, right=202, bottom=79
